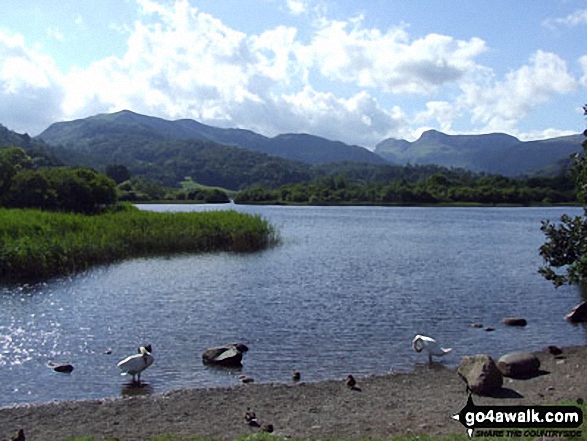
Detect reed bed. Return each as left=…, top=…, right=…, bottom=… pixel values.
left=0, top=206, right=278, bottom=282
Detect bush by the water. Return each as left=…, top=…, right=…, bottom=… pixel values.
left=0, top=205, right=278, bottom=282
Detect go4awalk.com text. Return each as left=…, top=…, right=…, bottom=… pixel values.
left=452, top=395, right=583, bottom=438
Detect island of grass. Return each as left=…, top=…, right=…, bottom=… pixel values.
left=0, top=204, right=278, bottom=282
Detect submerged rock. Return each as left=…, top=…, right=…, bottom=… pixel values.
left=47, top=362, right=74, bottom=373
left=501, top=317, right=527, bottom=327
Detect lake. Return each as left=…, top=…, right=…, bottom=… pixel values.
left=0, top=204, right=585, bottom=408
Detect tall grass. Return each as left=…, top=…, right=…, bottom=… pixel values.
left=0, top=206, right=278, bottom=282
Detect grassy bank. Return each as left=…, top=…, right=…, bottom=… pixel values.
left=0, top=205, right=277, bottom=282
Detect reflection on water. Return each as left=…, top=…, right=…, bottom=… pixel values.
left=0, top=205, right=586, bottom=407
left=121, top=381, right=154, bottom=398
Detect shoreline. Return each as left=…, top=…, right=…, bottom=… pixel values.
left=1, top=345, right=586, bottom=440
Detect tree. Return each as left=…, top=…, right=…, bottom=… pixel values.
left=0, top=147, right=33, bottom=202
left=105, top=164, right=131, bottom=184
left=539, top=105, right=587, bottom=286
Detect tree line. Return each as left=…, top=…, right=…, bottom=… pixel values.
left=234, top=173, right=576, bottom=206
left=0, top=147, right=116, bottom=214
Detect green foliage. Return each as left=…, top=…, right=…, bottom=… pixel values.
left=0, top=208, right=277, bottom=282
left=106, top=163, right=131, bottom=184
left=0, top=146, right=118, bottom=214
left=539, top=108, right=587, bottom=287
left=234, top=172, right=575, bottom=206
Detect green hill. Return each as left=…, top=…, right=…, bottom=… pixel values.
left=38, top=110, right=386, bottom=166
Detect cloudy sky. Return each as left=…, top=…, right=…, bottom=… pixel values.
left=0, top=0, right=585, bottom=147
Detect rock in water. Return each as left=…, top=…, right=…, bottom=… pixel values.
left=501, top=317, right=527, bottom=326
left=47, top=362, right=74, bottom=373
left=202, top=343, right=249, bottom=367
left=497, top=352, right=540, bottom=378
left=457, top=354, right=503, bottom=396
left=565, top=301, right=587, bottom=323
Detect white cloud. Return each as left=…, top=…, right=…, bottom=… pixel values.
left=46, top=27, right=64, bottom=41
left=0, top=0, right=581, bottom=146
left=458, top=50, right=577, bottom=133
left=543, top=9, right=587, bottom=29
left=59, top=0, right=409, bottom=145
left=0, top=30, right=65, bottom=134
left=285, top=0, right=308, bottom=15
left=580, top=55, right=587, bottom=88
left=296, top=16, right=487, bottom=95
left=414, top=101, right=461, bottom=133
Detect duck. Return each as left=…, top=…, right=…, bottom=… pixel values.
left=117, top=344, right=154, bottom=385
left=244, top=407, right=259, bottom=426
left=412, top=335, right=452, bottom=363
left=345, top=374, right=357, bottom=389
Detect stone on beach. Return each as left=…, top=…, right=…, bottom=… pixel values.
left=497, top=352, right=540, bottom=378
left=457, top=354, right=503, bottom=396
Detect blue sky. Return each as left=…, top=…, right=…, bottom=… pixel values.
left=0, top=0, right=585, bottom=147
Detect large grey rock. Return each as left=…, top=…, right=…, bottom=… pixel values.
left=497, top=352, right=540, bottom=378
left=202, top=343, right=249, bottom=367
left=565, top=301, right=587, bottom=323
left=457, top=354, right=503, bottom=396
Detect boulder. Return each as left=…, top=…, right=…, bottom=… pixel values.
left=497, top=352, right=540, bottom=378
left=457, top=354, right=503, bottom=396
left=502, top=317, right=527, bottom=327
left=565, top=301, right=587, bottom=323
left=202, top=343, right=249, bottom=367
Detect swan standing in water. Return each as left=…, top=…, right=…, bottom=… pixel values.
left=117, top=344, right=154, bottom=385
left=412, top=335, right=452, bottom=363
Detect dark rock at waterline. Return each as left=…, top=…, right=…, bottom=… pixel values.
left=565, top=301, right=587, bottom=323
left=501, top=317, right=527, bottom=327
left=47, top=362, right=74, bottom=373
left=497, top=352, right=540, bottom=378
left=202, top=343, right=249, bottom=367
left=457, top=354, right=503, bottom=396
left=547, top=345, right=563, bottom=356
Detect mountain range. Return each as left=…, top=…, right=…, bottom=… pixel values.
left=36, top=110, right=583, bottom=177
left=375, top=130, right=582, bottom=176
left=38, top=110, right=386, bottom=166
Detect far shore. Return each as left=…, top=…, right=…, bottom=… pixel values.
left=1, top=345, right=586, bottom=441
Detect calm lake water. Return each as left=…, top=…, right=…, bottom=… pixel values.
left=1, top=204, right=586, bottom=407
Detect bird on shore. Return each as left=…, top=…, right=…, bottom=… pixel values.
left=412, top=335, right=452, bottom=363
left=117, top=344, right=154, bottom=385
left=345, top=374, right=361, bottom=391
left=261, top=423, right=274, bottom=433
left=244, top=407, right=259, bottom=427
left=11, top=429, right=25, bottom=441
left=292, top=369, right=301, bottom=381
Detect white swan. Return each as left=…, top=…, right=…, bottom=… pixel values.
left=412, top=335, right=452, bottom=363
left=117, top=345, right=154, bottom=384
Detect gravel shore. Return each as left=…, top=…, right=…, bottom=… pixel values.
left=1, top=346, right=586, bottom=441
